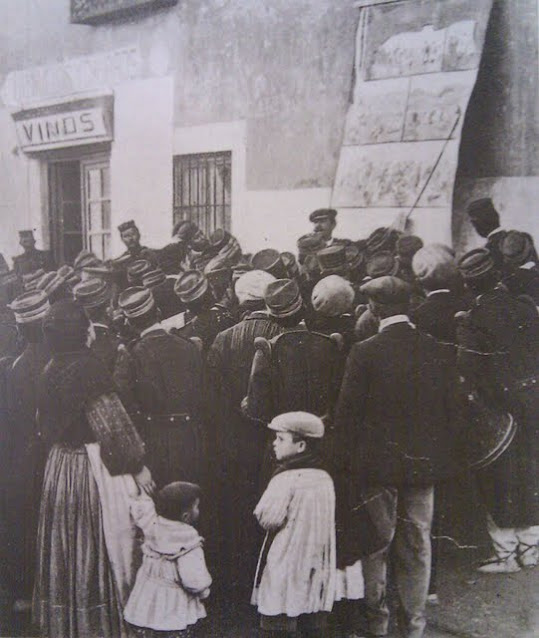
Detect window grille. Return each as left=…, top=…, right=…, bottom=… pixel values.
left=173, top=151, right=232, bottom=236
left=71, top=0, right=178, bottom=25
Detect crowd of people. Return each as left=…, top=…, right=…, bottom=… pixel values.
left=0, top=197, right=537, bottom=638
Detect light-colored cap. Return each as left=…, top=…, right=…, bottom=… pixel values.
left=234, top=270, right=276, bottom=306
left=268, top=411, right=325, bottom=438
left=311, top=275, right=355, bottom=316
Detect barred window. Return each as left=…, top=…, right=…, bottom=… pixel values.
left=173, top=152, right=232, bottom=236
left=71, top=0, right=178, bottom=25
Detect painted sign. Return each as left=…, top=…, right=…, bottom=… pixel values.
left=15, top=108, right=110, bottom=151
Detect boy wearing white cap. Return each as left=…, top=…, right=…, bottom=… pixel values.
left=252, top=411, right=336, bottom=637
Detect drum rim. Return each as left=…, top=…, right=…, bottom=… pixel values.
left=469, top=412, right=517, bottom=470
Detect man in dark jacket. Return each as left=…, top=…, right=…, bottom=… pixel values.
left=335, top=276, right=459, bottom=638
left=114, top=286, right=204, bottom=487
left=457, top=248, right=539, bottom=572
left=12, top=230, right=54, bottom=277
left=116, top=220, right=159, bottom=267
left=466, top=198, right=508, bottom=272
left=500, top=230, right=539, bottom=305
left=73, top=278, right=119, bottom=373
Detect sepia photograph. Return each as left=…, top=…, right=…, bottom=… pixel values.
left=0, top=0, right=537, bottom=636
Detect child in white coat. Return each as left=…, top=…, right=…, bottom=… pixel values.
left=124, top=482, right=211, bottom=638
left=252, top=412, right=336, bottom=638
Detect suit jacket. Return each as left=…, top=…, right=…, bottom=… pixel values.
left=502, top=265, right=539, bottom=305
left=411, top=290, right=467, bottom=343
left=335, top=322, right=459, bottom=486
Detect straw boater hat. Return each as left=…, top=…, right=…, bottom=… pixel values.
left=264, top=278, right=303, bottom=318
left=174, top=270, right=209, bottom=304
left=251, top=249, right=288, bottom=279
left=73, top=278, right=111, bottom=309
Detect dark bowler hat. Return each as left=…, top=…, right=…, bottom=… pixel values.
left=360, top=275, right=412, bottom=305
left=396, top=235, right=424, bottom=260
left=22, top=268, right=45, bottom=291
left=8, top=290, right=50, bottom=324
left=309, top=208, right=337, bottom=223
left=174, top=270, right=209, bottom=303
left=252, top=249, right=288, bottom=279
left=458, top=248, right=495, bottom=280
left=142, top=268, right=167, bottom=289
left=73, top=250, right=101, bottom=272
left=173, top=219, right=198, bottom=241
left=73, top=279, right=111, bottom=309
left=500, top=231, right=535, bottom=266
left=18, top=229, right=35, bottom=239
left=264, top=278, right=303, bottom=318
left=118, top=220, right=138, bottom=233
left=366, top=227, right=399, bottom=255
left=317, top=245, right=347, bottom=275
left=127, top=260, right=153, bottom=284
left=466, top=198, right=499, bottom=222
left=366, top=251, right=399, bottom=279
left=118, top=286, right=155, bottom=319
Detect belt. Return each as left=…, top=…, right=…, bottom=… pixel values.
left=136, top=412, right=192, bottom=425
left=504, top=376, right=538, bottom=393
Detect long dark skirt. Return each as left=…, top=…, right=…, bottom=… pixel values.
left=33, top=443, right=126, bottom=638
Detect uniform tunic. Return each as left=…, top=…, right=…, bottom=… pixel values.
left=13, top=249, right=54, bottom=277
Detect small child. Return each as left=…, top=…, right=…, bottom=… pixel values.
left=124, top=481, right=211, bottom=638
left=252, top=411, right=336, bottom=638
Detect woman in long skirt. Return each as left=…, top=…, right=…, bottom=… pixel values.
left=32, top=299, right=154, bottom=638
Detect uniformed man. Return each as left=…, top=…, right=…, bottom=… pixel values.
left=4, top=290, right=51, bottom=609
left=466, top=198, right=508, bottom=271
left=500, top=230, right=539, bottom=305
left=73, top=278, right=118, bottom=373
left=173, top=270, right=235, bottom=351
left=12, top=230, right=54, bottom=277
left=114, top=286, right=205, bottom=487
left=457, top=248, right=539, bottom=572
left=117, top=220, right=158, bottom=267
left=308, top=208, right=350, bottom=247
left=205, top=269, right=279, bottom=598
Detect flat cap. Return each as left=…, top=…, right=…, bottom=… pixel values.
left=500, top=231, right=535, bottom=266
left=309, top=208, right=337, bottom=223
left=360, top=275, right=412, bottom=304
left=252, top=249, right=288, bottom=279
left=127, top=259, right=153, bottom=284
left=118, top=286, right=155, bottom=319
left=73, top=278, right=111, bottom=309
left=174, top=270, right=209, bottom=303
left=316, top=245, right=347, bottom=274
left=235, top=270, right=276, bottom=306
left=8, top=290, right=50, bottom=324
left=366, top=251, right=399, bottom=279
left=118, top=220, right=138, bottom=233
left=412, top=245, right=457, bottom=286
left=466, top=198, right=498, bottom=221
left=264, top=278, right=303, bottom=318
left=457, top=248, right=495, bottom=280
left=268, top=411, right=324, bottom=439
left=311, top=275, right=355, bottom=317
left=142, top=268, right=167, bottom=289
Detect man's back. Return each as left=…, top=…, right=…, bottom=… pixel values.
left=336, top=322, right=458, bottom=485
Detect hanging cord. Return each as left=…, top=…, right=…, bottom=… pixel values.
left=404, top=108, right=462, bottom=224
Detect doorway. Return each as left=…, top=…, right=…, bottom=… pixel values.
left=48, top=153, right=111, bottom=266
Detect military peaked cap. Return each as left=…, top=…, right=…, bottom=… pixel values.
left=458, top=248, right=496, bottom=280
left=18, top=229, right=35, bottom=239
left=309, top=208, right=337, bottom=223
left=264, top=278, right=303, bottom=318
left=360, top=275, right=412, bottom=304
left=118, top=286, right=155, bottom=319
left=118, top=220, right=138, bottom=233
left=8, top=290, right=50, bottom=324
left=174, top=270, right=209, bottom=303
left=73, top=279, right=111, bottom=309
left=252, top=248, right=288, bottom=279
